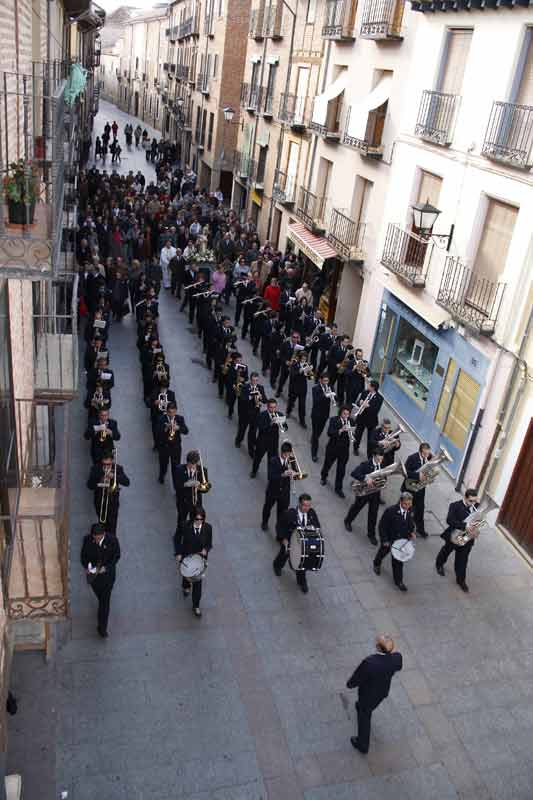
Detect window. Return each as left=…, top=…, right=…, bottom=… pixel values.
left=438, top=29, right=473, bottom=96
left=213, top=54, right=218, bottom=78
left=391, top=319, right=439, bottom=408
left=473, top=198, right=518, bottom=282
left=265, top=64, right=277, bottom=104
left=434, top=359, right=456, bottom=429
left=306, top=0, right=317, bottom=23
left=351, top=176, right=373, bottom=226
left=207, top=112, right=214, bottom=150
left=201, top=108, right=207, bottom=146
left=257, top=146, right=267, bottom=183
left=370, top=304, right=397, bottom=383
left=250, top=62, right=260, bottom=89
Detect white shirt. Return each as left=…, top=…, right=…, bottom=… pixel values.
left=298, top=511, right=307, bottom=527
left=160, top=245, right=176, bottom=268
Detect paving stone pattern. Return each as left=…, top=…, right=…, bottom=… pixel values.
left=7, top=102, right=533, bottom=800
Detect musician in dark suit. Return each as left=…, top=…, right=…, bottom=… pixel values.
left=436, top=489, right=479, bottom=592
left=320, top=406, right=354, bottom=498
left=311, top=374, right=333, bottom=462
left=344, top=449, right=385, bottom=544
left=401, top=443, right=432, bottom=538
left=368, top=418, right=401, bottom=469
left=235, top=373, right=267, bottom=456
left=276, top=331, right=302, bottom=397
left=317, top=323, right=337, bottom=375
left=344, top=347, right=368, bottom=407
left=156, top=402, right=189, bottom=488
left=85, top=379, right=112, bottom=425
left=80, top=523, right=121, bottom=638
left=250, top=399, right=285, bottom=478
left=86, top=356, right=114, bottom=395
left=286, top=353, right=309, bottom=428
left=225, top=355, right=248, bottom=420
left=84, top=409, right=121, bottom=463
left=373, top=493, right=415, bottom=591
left=352, top=380, right=383, bottom=456
left=174, top=450, right=209, bottom=530
left=149, top=379, right=176, bottom=448
left=273, top=493, right=321, bottom=594
left=346, top=635, right=403, bottom=754
left=87, top=454, right=130, bottom=536
left=261, top=441, right=293, bottom=531
left=174, top=507, right=213, bottom=618
left=327, top=335, right=351, bottom=396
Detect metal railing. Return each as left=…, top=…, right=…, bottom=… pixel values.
left=322, top=0, right=356, bottom=39
left=249, top=7, right=265, bottom=37
left=415, top=90, right=458, bottom=146
left=437, top=256, right=506, bottom=335
left=481, top=100, right=533, bottom=170
left=204, top=13, right=214, bottom=34
left=264, top=4, right=283, bottom=37
left=197, top=71, right=209, bottom=94
left=241, top=82, right=261, bottom=111
left=262, top=87, right=274, bottom=116
left=278, top=93, right=310, bottom=128
left=273, top=169, right=297, bottom=204
left=360, top=0, right=403, bottom=38
left=343, top=105, right=386, bottom=157
left=179, top=12, right=200, bottom=38
left=310, top=100, right=344, bottom=138
left=328, top=208, right=366, bottom=260
left=296, top=187, right=327, bottom=230
left=381, top=223, right=431, bottom=286
left=32, top=273, right=79, bottom=397
left=176, top=64, right=190, bottom=81
left=234, top=150, right=254, bottom=179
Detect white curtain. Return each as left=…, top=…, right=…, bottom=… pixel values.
left=312, top=71, right=348, bottom=127
left=346, top=75, right=392, bottom=140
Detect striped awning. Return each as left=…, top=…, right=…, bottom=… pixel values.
left=287, top=222, right=337, bottom=269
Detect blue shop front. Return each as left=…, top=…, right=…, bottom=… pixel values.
left=370, top=289, right=489, bottom=478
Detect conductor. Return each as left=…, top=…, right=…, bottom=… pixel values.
left=346, top=635, right=403, bottom=754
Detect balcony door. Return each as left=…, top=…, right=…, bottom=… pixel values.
left=284, top=140, right=300, bottom=199
left=500, top=419, right=533, bottom=557
left=431, top=29, right=472, bottom=133
left=469, top=198, right=517, bottom=315
left=515, top=28, right=533, bottom=105
left=294, top=67, right=310, bottom=124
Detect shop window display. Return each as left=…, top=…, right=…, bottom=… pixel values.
left=391, top=319, right=438, bottom=408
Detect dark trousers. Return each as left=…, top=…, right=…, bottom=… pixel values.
left=273, top=544, right=307, bottom=587
left=321, top=446, right=349, bottom=492
left=93, top=495, right=119, bottom=536
left=159, top=448, right=181, bottom=489
left=262, top=490, right=289, bottom=526
left=226, top=388, right=237, bottom=418
left=374, top=543, right=404, bottom=584
left=355, top=702, right=373, bottom=753
left=411, top=489, right=426, bottom=534
left=241, top=314, right=252, bottom=340
left=252, top=440, right=275, bottom=475
left=353, top=421, right=376, bottom=455
left=277, top=364, right=290, bottom=394
left=236, top=415, right=258, bottom=455
left=270, top=358, right=281, bottom=388
left=346, top=493, right=380, bottom=536
left=436, top=539, right=473, bottom=582
left=182, top=576, right=202, bottom=608
left=311, top=415, right=328, bottom=458
left=287, top=388, right=307, bottom=425
left=234, top=300, right=243, bottom=326
left=90, top=575, right=114, bottom=633
left=176, top=499, right=201, bottom=530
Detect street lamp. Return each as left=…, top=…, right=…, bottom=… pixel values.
left=411, top=199, right=454, bottom=251
left=223, top=106, right=235, bottom=123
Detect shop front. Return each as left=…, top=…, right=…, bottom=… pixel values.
left=370, top=288, right=489, bottom=478
left=286, top=222, right=342, bottom=323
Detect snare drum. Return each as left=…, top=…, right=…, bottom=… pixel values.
left=179, top=554, right=207, bottom=583
left=289, top=527, right=325, bottom=572
left=391, top=538, right=415, bottom=562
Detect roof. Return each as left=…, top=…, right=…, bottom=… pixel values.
left=287, top=222, right=337, bottom=269
left=411, top=0, right=532, bottom=12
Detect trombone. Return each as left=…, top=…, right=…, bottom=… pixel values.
left=198, top=451, right=212, bottom=495
left=183, top=279, right=204, bottom=291
left=99, top=447, right=118, bottom=524
left=287, top=447, right=308, bottom=481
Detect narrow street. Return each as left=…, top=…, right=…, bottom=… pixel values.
left=7, top=102, right=533, bottom=800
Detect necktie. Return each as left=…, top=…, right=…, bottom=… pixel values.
left=194, top=527, right=200, bottom=535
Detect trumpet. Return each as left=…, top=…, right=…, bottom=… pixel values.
left=324, top=387, right=337, bottom=406
left=249, top=386, right=263, bottom=408
left=271, top=411, right=288, bottom=433
left=340, top=420, right=355, bottom=444
left=98, top=425, right=110, bottom=443
left=166, top=416, right=178, bottom=441
left=91, top=389, right=106, bottom=410
left=305, top=322, right=325, bottom=348
left=337, top=347, right=355, bottom=374
left=184, top=279, right=204, bottom=291
left=157, top=391, right=169, bottom=412
left=154, top=362, right=168, bottom=381
left=299, top=360, right=315, bottom=380
left=351, top=393, right=371, bottom=420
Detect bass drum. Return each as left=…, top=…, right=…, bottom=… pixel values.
left=179, top=554, right=207, bottom=583
left=289, top=527, right=325, bottom=572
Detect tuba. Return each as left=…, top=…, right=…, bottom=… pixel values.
left=381, top=424, right=405, bottom=450
left=351, top=461, right=406, bottom=497
left=450, top=498, right=499, bottom=546
left=404, top=447, right=452, bottom=494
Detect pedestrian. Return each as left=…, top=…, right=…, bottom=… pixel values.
left=94, top=136, right=102, bottom=160
left=346, top=635, right=403, bottom=754
left=80, top=522, right=121, bottom=638
left=174, top=507, right=213, bottom=618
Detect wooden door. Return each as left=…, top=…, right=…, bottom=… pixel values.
left=500, top=419, right=533, bottom=556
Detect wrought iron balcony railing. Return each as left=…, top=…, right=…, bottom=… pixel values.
left=322, top=0, right=356, bottom=40
left=381, top=223, right=431, bottom=287
left=249, top=7, right=265, bottom=38
left=278, top=93, right=310, bottom=129
left=262, top=87, right=274, bottom=117
left=176, top=64, right=189, bottom=81
left=234, top=151, right=255, bottom=180
left=197, top=71, right=209, bottom=95
left=415, top=90, right=459, bottom=146
left=481, top=100, right=533, bottom=170
left=310, top=100, right=344, bottom=140
left=360, top=0, right=404, bottom=39
left=343, top=104, right=387, bottom=158
left=163, top=62, right=170, bottom=71
left=179, top=12, right=200, bottom=38
left=437, top=256, right=506, bottom=336
left=328, top=208, right=366, bottom=261
left=296, top=187, right=328, bottom=233
left=273, top=169, right=297, bottom=204
left=204, top=13, right=214, bottom=34
left=241, top=82, right=261, bottom=112
left=264, top=4, right=283, bottom=37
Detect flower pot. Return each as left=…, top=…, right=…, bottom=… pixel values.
left=7, top=200, right=35, bottom=225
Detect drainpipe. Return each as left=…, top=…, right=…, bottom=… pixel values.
left=306, top=39, right=330, bottom=192
left=455, top=407, right=483, bottom=492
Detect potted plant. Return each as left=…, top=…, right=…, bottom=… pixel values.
left=3, top=160, right=39, bottom=224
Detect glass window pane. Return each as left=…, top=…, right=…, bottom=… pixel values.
left=390, top=318, right=438, bottom=408
left=443, top=369, right=480, bottom=448
left=435, top=358, right=457, bottom=429
left=370, top=305, right=397, bottom=383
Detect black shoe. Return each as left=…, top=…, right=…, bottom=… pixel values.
left=457, top=580, right=469, bottom=593
left=250, top=471, right=257, bottom=479
left=299, top=582, right=309, bottom=594
left=97, top=627, right=108, bottom=638
left=182, top=588, right=190, bottom=597
left=273, top=563, right=282, bottom=577
left=368, top=534, right=378, bottom=546
left=320, top=477, right=327, bottom=486
left=344, top=518, right=352, bottom=532
left=373, top=563, right=381, bottom=576
left=396, top=582, right=408, bottom=592
left=379, top=498, right=386, bottom=505
left=300, top=422, right=307, bottom=429
left=261, top=522, right=268, bottom=531
left=350, top=737, right=367, bottom=754
left=158, top=476, right=164, bottom=484
left=418, top=530, right=429, bottom=539
left=312, top=455, right=318, bottom=463
left=335, top=489, right=346, bottom=499
left=436, top=564, right=445, bottom=577
left=235, top=440, right=241, bottom=448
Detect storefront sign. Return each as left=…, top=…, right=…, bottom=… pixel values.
left=287, top=228, right=324, bottom=269
left=251, top=190, right=262, bottom=208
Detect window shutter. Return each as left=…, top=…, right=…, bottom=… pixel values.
left=440, top=29, right=473, bottom=96
left=474, top=199, right=518, bottom=282
left=417, top=170, right=442, bottom=207
left=517, top=32, right=533, bottom=106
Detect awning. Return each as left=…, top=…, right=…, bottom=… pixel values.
left=312, top=70, right=348, bottom=127
left=287, top=222, right=337, bottom=269
left=382, top=275, right=451, bottom=330
left=346, top=75, right=392, bottom=140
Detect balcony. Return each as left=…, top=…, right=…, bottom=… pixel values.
left=170, top=63, right=176, bottom=74
left=322, top=0, right=356, bottom=40
left=176, top=64, right=189, bottom=81
left=262, top=87, right=274, bottom=117
left=310, top=99, right=344, bottom=141
left=249, top=7, right=265, bottom=38
left=163, top=62, right=170, bottom=71
left=278, top=93, right=310, bottom=129
left=437, top=256, right=506, bottom=336
left=234, top=151, right=254, bottom=181
left=414, top=90, right=459, bottom=146
left=9, top=398, right=70, bottom=620
left=327, top=208, right=365, bottom=261
left=482, top=101, right=533, bottom=170
left=174, top=104, right=193, bottom=131
left=168, top=25, right=178, bottom=41
left=343, top=104, right=387, bottom=158
left=204, top=13, right=214, bottom=35
left=0, top=63, right=72, bottom=278
left=296, top=187, right=328, bottom=234
left=241, top=82, right=261, bottom=112
left=360, top=0, right=404, bottom=39
left=91, top=36, right=102, bottom=68
left=197, top=71, right=209, bottom=95
left=381, top=223, right=431, bottom=287
left=264, top=4, right=283, bottom=38
left=179, top=12, right=200, bottom=38
left=273, top=169, right=297, bottom=204
left=32, top=273, right=79, bottom=398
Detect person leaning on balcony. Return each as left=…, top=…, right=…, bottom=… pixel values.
left=81, top=522, right=121, bottom=638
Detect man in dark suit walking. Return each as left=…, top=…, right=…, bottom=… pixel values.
left=344, top=448, right=385, bottom=544
left=436, top=489, right=480, bottom=592
left=250, top=399, right=285, bottom=478
left=373, top=492, right=416, bottom=591
left=261, top=441, right=293, bottom=531
left=352, top=380, right=384, bottom=456
left=310, top=373, right=333, bottom=462
left=80, top=523, right=121, bottom=638
left=174, top=450, right=208, bottom=530
left=401, top=442, right=432, bottom=538
left=174, top=507, right=213, bottom=618
left=273, top=493, right=321, bottom=594
left=346, top=635, right=403, bottom=754
left=320, top=406, right=355, bottom=498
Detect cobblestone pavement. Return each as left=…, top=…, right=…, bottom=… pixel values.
left=7, top=102, right=533, bottom=800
